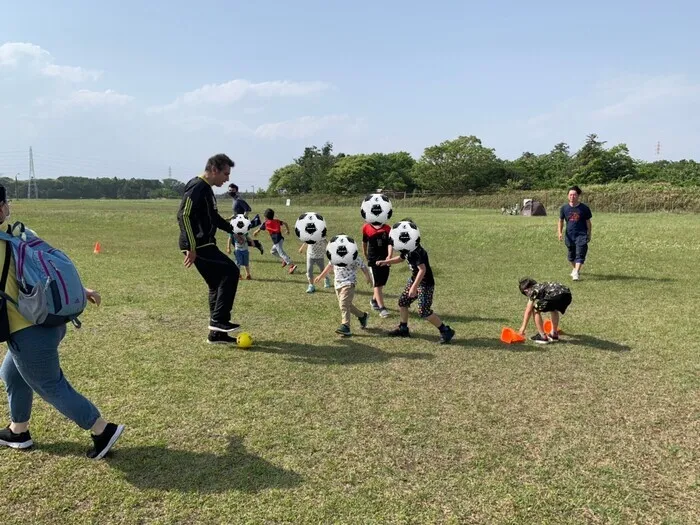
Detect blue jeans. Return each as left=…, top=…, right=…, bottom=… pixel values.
left=0, top=325, right=101, bottom=429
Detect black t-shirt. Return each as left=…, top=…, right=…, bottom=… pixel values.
left=402, top=245, right=435, bottom=286
left=362, top=223, right=391, bottom=263
left=232, top=197, right=252, bottom=216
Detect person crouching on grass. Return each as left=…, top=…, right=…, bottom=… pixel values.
left=376, top=234, right=455, bottom=345
left=517, top=277, right=572, bottom=344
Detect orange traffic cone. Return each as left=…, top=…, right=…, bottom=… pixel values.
left=543, top=319, right=563, bottom=335
left=500, top=327, right=525, bottom=344
left=93, top=242, right=101, bottom=254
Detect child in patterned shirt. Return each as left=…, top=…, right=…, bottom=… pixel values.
left=517, top=277, right=572, bottom=344
left=315, top=255, right=372, bottom=336
left=298, top=237, right=331, bottom=293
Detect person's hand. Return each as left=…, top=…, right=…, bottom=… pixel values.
left=517, top=329, right=525, bottom=336
left=314, top=275, right=322, bottom=284
left=558, top=232, right=563, bottom=242
left=226, top=247, right=232, bottom=254
left=408, top=286, right=418, bottom=299
left=183, top=250, right=196, bottom=268
left=366, top=275, right=372, bottom=285
left=587, top=235, right=591, bottom=243
left=376, top=260, right=386, bottom=267
left=85, top=289, right=101, bottom=306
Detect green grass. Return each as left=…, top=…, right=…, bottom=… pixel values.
left=1, top=200, right=698, bottom=524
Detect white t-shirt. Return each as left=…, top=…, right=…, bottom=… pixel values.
left=333, top=258, right=366, bottom=289
left=307, top=238, right=328, bottom=259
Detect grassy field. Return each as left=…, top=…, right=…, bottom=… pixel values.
left=0, top=200, right=698, bottom=524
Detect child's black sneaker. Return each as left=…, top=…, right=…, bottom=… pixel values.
left=548, top=331, right=559, bottom=342
left=439, top=326, right=455, bottom=344
left=335, top=324, right=351, bottom=337
left=358, top=312, right=369, bottom=329
left=87, top=423, right=125, bottom=460
left=255, top=241, right=264, bottom=255
left=208, top=321, right=240, bottom=333
left=388, top=326, right=410, bottom=338
left=531, top=333, right=550, bottom=344
left=0, top=426, right=33, bottom=449
left=207, top=332, right=237, bottom=344
left=370, top=299, right=380, bottom=311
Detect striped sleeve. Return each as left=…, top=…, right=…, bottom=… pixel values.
left=181, top=195, right=197, bottom=250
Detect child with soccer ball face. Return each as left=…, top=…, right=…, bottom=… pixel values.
left=314, top=236, right=373, bottom=337
left=377, top=219, right=455, bottom=344
left=360, top=193, right=394, bottom=317
left=517, top=278, right=572, bottom=344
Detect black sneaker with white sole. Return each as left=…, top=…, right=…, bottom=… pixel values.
left=207, top=332, right=237, bottom=344
left=531, top=333, right=550, bottom=344
left=439, top=326, right=456, bottom=344
left=87, top=422, right=125, bottom=459
left=0, top=426, right=33, bottom=449
left=388, top=326, right=410, bottom=338
left=208, top=321, right=240, bottom=333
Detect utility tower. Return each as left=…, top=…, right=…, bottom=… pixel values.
left=27, top=147, right=38, bottom=199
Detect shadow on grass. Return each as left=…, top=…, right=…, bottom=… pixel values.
left=39, top=436, right=302, bottom=494
left=255, top=337, right=435, bottom=365
left=561, top=333, right=632, bottom=352
left=405, top=332, right=546, bottom=352
left=248, top=277, right=308, bottom=285
left=585, top=273, right=675, bottom=283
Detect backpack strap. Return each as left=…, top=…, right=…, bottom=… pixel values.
left=0, top=225, right=18, bottom=307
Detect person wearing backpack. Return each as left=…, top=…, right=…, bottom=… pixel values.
left=0, top=186, right=124, bottom=458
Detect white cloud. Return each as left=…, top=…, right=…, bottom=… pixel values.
left=41, top=64, right=102, bottom=82
left=591, top=75, right=700, bottom=119
left=149, top=79, right=332, bottom=113
left=254, top=115, right=355, bottom=139
left=0, top=41, right=101, bottom=83
left=64, top=89, right=133, bottom=107
left=0, top=42, right=49, bottom=66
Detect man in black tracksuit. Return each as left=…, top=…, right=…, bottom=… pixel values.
left=177, top=153, right=240, bottom=344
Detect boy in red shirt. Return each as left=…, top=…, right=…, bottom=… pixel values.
left=362, top=222, right=392, bottom=318
left=253, top=208, right=297, bottom=274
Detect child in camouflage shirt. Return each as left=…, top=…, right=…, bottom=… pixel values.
left=518, top=278, right=572, bottom=344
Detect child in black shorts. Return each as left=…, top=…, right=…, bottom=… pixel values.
left=517, top=277, right=572, bottom=344
left=362, top=222, right=392, bottom=318
left=377, top=238, right=455, bottom=344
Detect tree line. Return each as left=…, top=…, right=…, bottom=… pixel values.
left=2, top=133, right=698, bottom=200
left=265, top=134, right=700, bottom=196
left=0, top=176, right=187, bottom=200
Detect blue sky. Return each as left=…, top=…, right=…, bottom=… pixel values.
left=1, top=0, right=698, bottom=190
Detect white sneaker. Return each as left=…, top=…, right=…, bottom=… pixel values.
left=570, top=268, right=576, bottom=277
left=572, top=270, right=580, bottom=281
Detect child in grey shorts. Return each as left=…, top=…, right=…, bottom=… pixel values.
left=298, top=237, right=330, bottom=293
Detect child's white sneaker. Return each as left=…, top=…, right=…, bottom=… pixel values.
left=306, top=284, right=315, bottom=293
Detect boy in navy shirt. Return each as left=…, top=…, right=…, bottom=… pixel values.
left=558, top=185, right=592, bottom=281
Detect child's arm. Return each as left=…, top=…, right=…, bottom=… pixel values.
left=377, top=255, right=402, bottom=266
left=252, top=226, right=262, bottom=237
left=408, top=264, right=426, bottom=297
left=518, top=300, right=535, bottom=335
left=362, top=240, right=369, bottom=260
left=314, top=263, right=333, bottom=284
left=362, top=264, right=372, bottom=285
left=281, top=220, right=290, bottom=235
left=298, top=243, right=308, bottom=254
left=226, top=236, right=233, bottom=254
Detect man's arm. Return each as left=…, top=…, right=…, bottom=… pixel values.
left=558, top=218, right=565, bottom=241
left=586, top=219, right=592, bottom=242
left=179, top=186, right=201, bottom=267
